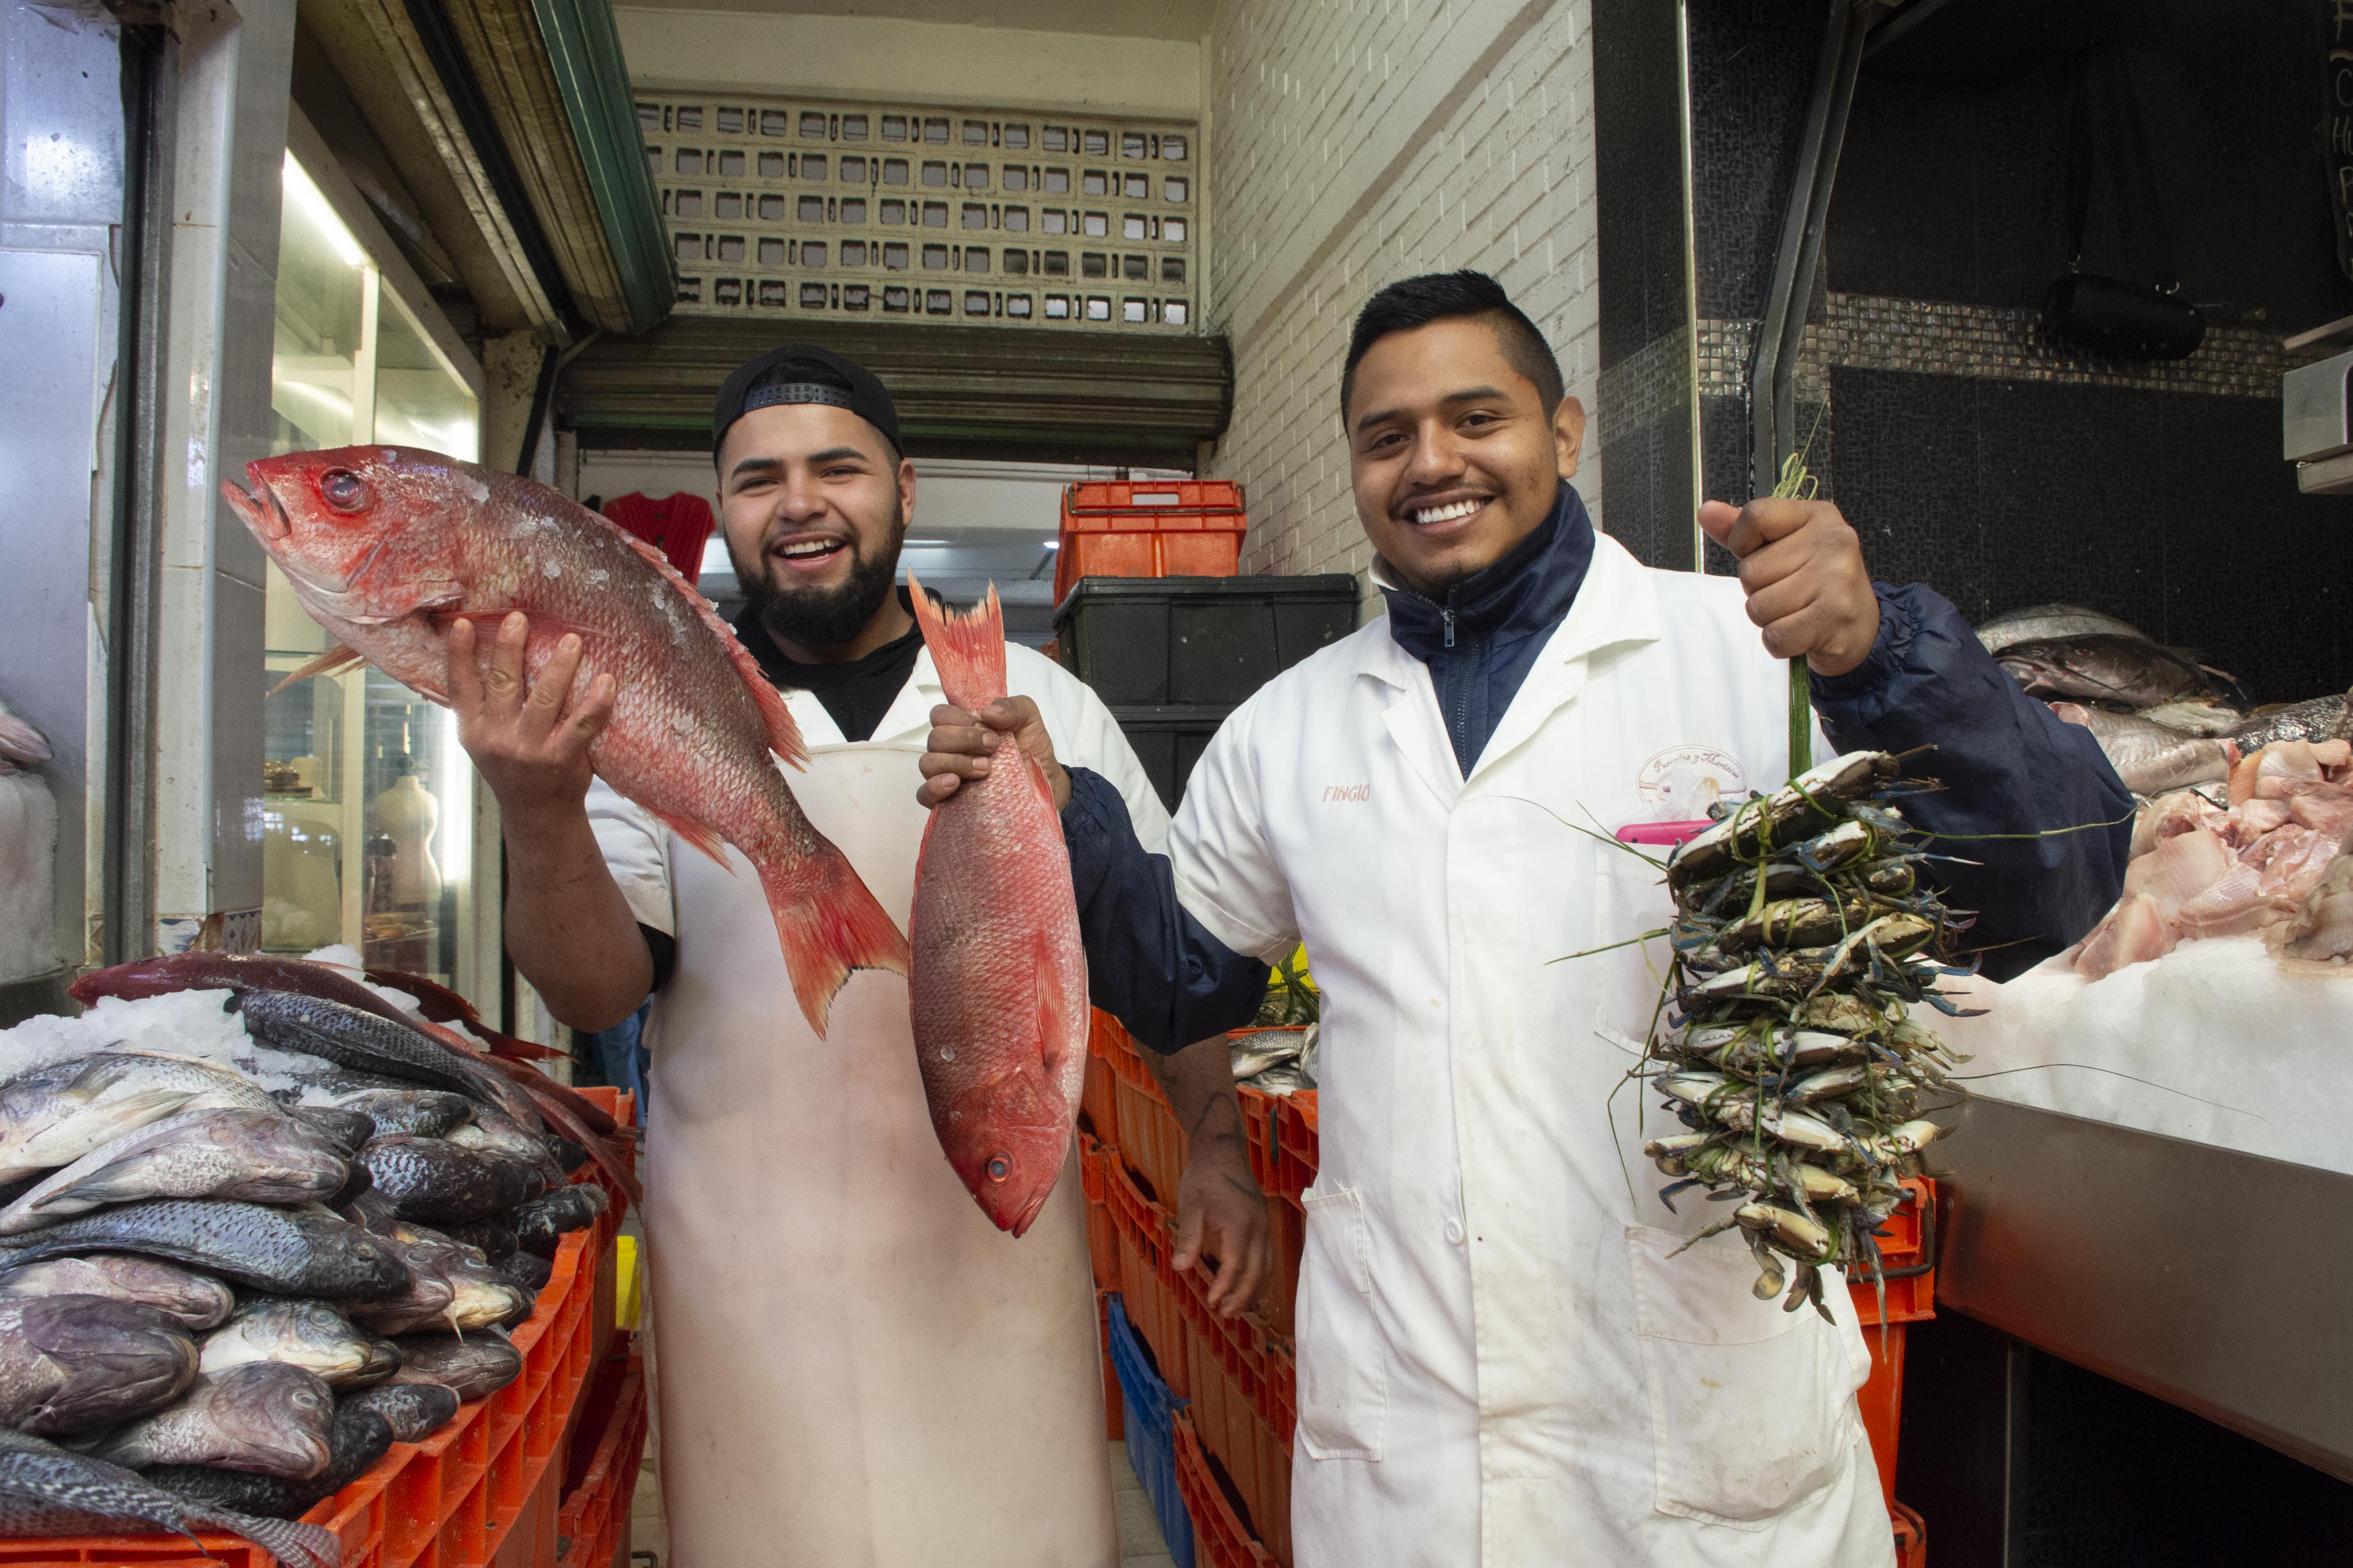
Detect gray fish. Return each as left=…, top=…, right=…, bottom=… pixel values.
left=438, top=1218, right=518, bottom=1258
left=2049, top=703, right=2234, bottom=795
left=2229, top=692, right=2352, bottom=751
left=0, top=1255, right=234, bottom=1330
left=342, top=1378, right=458, bottom=1443
left=341, top=1234, right=458, bottom=1337
left=492, top=1251, right=552, bottom=1292
left=200, top=1298, right=381, bottom=1387
left=142, top=1401, right=391, bottom=1522
left=0, top=1050, right=280, bottom=1184
left=444, top=1106, right=559, bottom=1192
left=1997, top=635, right=2215, bottom=708
left=358, top=1137, right=533, bottom=1225
left=2135, top=698, right=2244, bottom=737
left=360, top=1227, right=524, bottom=1332
left=322, top=1089, right=472, bottom=1140
left=508, top=1183, right=608, bottom=1260
left=0, top=1109, right=350, bottom=1234
left=89, top=1361, right=337, bottom=1479
left=286, top=1106, right=375, bottom=1156
left=0, top=1294, right=198, bottom=1435
left=1245, top=1064, right=1310, bottom=1094
left=0, top=1200, right=411, bottom=1301
left=1228, top=1028, right=1304, bottom=1081
left=353, top=1339, right=401, bottom=1387
left=387, top=1330, right=522, bottom=1402
left=232, top=991, right=543, bottom=1134
left=0, top=1425, right=340, bottom=1565
left=1975, top=602, right=2151, bottom=653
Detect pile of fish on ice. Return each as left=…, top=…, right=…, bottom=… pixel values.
left=1980, top=602, right=2348, bottom=796
left=0, top=947, right=625, bottom=1565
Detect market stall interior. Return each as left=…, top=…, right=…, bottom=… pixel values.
left=5, top=0, right=2353, bottom=1562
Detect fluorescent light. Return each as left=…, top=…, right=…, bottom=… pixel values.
left=1042, top=540, right=1060, bottom=550
left=282, top=152, right=365, bottom=268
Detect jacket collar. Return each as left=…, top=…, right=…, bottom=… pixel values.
left=1355, top=489, right=1655, bottom=692
left=1373, top=483, right=1594, bottom=663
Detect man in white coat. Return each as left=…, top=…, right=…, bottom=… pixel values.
left=447, top=345, right=1272, bottom=1565
left=919, top=274, right=2131, bottom=1565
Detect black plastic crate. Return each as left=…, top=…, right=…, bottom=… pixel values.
left=1053, top=574, right=1360, bottom=708
left=1108, top=704, right=1234, bottom=813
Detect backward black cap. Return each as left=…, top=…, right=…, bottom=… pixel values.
left=711, top=343, right=903, bottom=461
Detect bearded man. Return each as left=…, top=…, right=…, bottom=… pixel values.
left=448, top=345, right=1267, bottom=1564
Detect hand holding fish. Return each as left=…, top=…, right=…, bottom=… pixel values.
left=917, top=697, right=1072, bottom=812
left=448, top=613, right=616, bottom=821
left=1698, top=497, right=1880, bottom=677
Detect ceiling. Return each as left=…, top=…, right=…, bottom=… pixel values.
left=610, top=0, right=1215, bottom=44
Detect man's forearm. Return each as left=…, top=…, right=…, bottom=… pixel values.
left=1146, top=1033, right=1252, bottom=1190
left=1814, top=583, right=2132, bottom=980
left=500, top=807, right=653, bottom=1032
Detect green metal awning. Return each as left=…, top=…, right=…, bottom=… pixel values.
left=559, top=317, right=1232, bottom=465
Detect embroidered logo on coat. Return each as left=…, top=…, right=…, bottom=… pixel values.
left=1321, top=784, right=1372, bottom=803
left=1635, top=745, right=1743, bottom=819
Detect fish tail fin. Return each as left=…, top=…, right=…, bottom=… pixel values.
left=757, top=848, right=911, bottom=1040
left=906, top=571, right=1008, bottom=712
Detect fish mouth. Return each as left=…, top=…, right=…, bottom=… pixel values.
left=1004, top=1183, right=1053, bottom=1239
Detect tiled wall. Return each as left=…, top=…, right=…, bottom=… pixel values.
left=1203, top=0, right=1600, bottom=589
left=1671, top=0, right=2353, bottom=704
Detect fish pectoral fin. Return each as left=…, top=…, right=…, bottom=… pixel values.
left=1032, top=930, right=1084, bottom=1081
left=645, top=807, right=734, bottom=870
left=267, top=645, right=367, bottom=697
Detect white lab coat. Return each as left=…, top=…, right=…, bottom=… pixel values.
left=588, top=641, right=1169, bottom=1568
left=1167, top=534, right=1893, bottom=1567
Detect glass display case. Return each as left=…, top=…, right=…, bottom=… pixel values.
left=262, top=151, right=483, bottom=995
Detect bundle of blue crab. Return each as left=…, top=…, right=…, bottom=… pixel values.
left=1643, top=750, right=1970, bottom=1319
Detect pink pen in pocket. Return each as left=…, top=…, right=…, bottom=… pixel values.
left=1614, top=819, right=1714, bottom=848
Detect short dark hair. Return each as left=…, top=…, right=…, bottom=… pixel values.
left=1339, top=270, right=1565, bottom=427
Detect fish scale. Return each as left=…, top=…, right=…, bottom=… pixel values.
left=0, top=1200, right=409, bottom=1301
left=221, top=444, right=909, bottom=1036
left=906, top=577, right=1089, bottom=1237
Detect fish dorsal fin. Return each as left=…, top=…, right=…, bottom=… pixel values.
left=906, top=571, right=1008, bottom=712
left=599, top=520, right=807, bottom=770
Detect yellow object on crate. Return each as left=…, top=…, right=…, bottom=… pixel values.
left=615, top=1234, right=643, bottom=1331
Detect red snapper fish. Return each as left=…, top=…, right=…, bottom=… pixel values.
left=906, top=575, right=1088, bottom=1236
left=223, top=446, right=909, bottom=1035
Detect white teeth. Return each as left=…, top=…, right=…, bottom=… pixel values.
left=779, top=540, right=841, bottom=558
left=1410, top=499, right=1482, bottom=526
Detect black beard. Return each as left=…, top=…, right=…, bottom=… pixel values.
left=733, top=503, right=906, bottom=653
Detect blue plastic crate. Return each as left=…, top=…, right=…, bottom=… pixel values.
left=1109, top=1292, right=1195, bottom=1568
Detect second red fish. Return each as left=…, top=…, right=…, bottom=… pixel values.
left=906, top=575, right=1088, bottom=1237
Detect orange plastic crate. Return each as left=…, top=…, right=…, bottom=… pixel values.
left=1174, top=1409, right=1280, bottom=1568
left=1273, top=1092, right=1318, bottom=1204
left=1080, top=1039, right=1119, bottom=1148
left=1851, top=1178, right=1936, bottom=1327
left=0, top=1088, right=637, bottom=1568
left=1055, top=480, right=1247, bottom=601
left=1891, top=1501, right=1927, bottom=1567
left=1106, top=1157, right=1187, bottom=1401
left=553, top=1354, right=647, bottom=1568
left=1081, top=1139, right=1120, bottom=1291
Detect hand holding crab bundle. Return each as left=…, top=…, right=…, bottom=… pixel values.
left=1644, top=751, right=1966, bottom=1315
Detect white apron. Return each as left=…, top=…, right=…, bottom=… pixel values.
left=1166, top=536, right=1895, bottom=1567
left=588, top=644, right=1168, bottom=1568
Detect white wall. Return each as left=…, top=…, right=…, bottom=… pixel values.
left=1201, top=0, right=1600, bottom=589
left=613, top=6, right=1203, bottom=120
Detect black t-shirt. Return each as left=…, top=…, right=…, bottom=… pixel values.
left=635, top=589, right=926, bottom=993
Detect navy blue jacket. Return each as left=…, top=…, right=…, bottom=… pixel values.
left=1064, top=487, right=2132, bottom=1051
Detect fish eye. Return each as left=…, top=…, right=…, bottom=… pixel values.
left=986, top=1155, right=1010, bottom=1182
left=320, top=468, right=370, bottom=513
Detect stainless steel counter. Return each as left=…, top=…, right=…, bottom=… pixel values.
left=1935, top=1095, right=2353, bottom=1484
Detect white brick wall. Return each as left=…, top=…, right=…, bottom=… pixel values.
left=1201, top=0, right=1601, bottom=590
